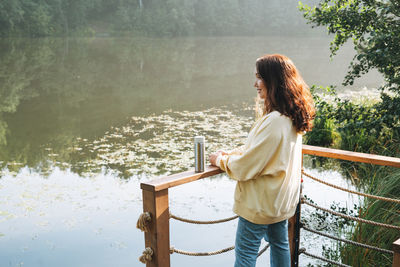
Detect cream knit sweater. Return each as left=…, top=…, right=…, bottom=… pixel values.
left=216, top=111, right=302, bottom=224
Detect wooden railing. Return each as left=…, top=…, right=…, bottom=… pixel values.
left=140, top=145, right=400, bottom=267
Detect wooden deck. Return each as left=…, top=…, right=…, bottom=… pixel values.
left=139, top=145, right=400, bottom=267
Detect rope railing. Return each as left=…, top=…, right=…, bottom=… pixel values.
left=299, top=170, right=399, bottom=266
left=170, top=245, right=234, bottom=256
left=257, top=243, right=270, bottom=257
left=302, top=170, right=400, bottom=204
left=170, top=243, right=270, bottom=258
left=138, top=146, right=400, bottom=266
left=302, top=198, right=400, bottom=231
left=299, top=248, right=351, bottom=267
left=138, top=186, right=399, bottom=265
left=168, top=213, right=237, bottom=256
left=168, top=213, right=270, bottom=258
left=170, top=213, right=238, bottom=224
left=302, top=225, right=394, bottom=255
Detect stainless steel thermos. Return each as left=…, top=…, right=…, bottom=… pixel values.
left=194, top=136, right=205, bottom=172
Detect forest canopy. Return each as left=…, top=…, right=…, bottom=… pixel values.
left=0, top=0, right=315, bottom=37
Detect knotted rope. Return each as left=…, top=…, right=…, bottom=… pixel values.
left=303, top=225, right=394, bottom=254
left=170, top=213, right=238, bottom=224
left=299, top=248, right=351, bottom=267
left=168, top=214, right=271, bottom=258
left=137, top=212, right=152, bottom=232
left=170, top=243, right=270, bottom=257
left=302, top=198, right=400, bottom=230
left=170, top=245, right=235, bottom=256
left=139, top=247, right=153, bottom=264
left=302, top=170, right=400, bottom=204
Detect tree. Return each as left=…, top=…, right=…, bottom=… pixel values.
left=0, top=0, right=24, bottom=35
left=299, top=0, right=400, bottom=94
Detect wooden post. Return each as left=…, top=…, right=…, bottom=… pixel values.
left=288, top=202, right=301, bottom=267
left=138, top=167, right=222, bottom=267
left=288, top=154, right=304, bottom=267
left=393, top=238, right=400, bottom=267
left=142, top=187, right=170, bottom=267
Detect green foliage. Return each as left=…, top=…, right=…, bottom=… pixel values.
left=300, top=0, right=400, bottom=155
left=300, top=2, right=400, bottom=265
left=26, top=2, right=52, bottom=36
left=0, top=0, right=311, bottom=37
left=0, top=0, right=24, bottom=34
left=0, top=0, right=97, bottom=36
left=304, top=87, right=400, bottom=266
left=340, top=169, right=400, bottom=267
left=336, top=95, right=400, bottom=156
left=113, top=1, right=196, bottom=36
left=306, top=88, right=400, bottom=157
left=299, top=0, right=400, bottom=93
left=305, top=86, right=341, bottom=147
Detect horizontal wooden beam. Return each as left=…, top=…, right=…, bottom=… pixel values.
left=141, top=166, right=223, bottom=192
left=141, top=145, right=400, bottom=192
left=302, top=145, right=400, bottom=168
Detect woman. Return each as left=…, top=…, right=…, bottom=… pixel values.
left=209, top=54, right=315, bottom=267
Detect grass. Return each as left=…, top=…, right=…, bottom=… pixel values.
left=339, top=167, right=400, bottom=267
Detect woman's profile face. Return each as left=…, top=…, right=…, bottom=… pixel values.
left=254, top=69, right=267, bottom=100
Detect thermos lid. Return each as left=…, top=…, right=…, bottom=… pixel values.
left=194, top=136, right=205, bottom=143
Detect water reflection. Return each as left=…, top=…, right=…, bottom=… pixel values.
left=2, top=105, right=253, bottom=177
left=0, top=37, right=382, bottom=175
left=0, top=36, right=374, bottom=266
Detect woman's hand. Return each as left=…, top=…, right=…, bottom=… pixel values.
left=209, top=152, right=220, bottom=166
left=217, top=150, right=228, bottom=156
left=209, top=150, right=227, bottom=166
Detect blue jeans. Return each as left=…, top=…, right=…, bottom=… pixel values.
left=234, top=217, right=290, bottom=267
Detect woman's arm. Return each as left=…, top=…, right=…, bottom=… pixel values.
left=211, top=118, right=285, bottom=182
left=209, top=147, right=243, bottom=166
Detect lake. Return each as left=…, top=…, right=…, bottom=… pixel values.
left=0, top=36, right=381, bottom=266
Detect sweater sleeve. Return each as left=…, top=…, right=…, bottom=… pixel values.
left=217, top=119, right=283, bottom=181
left=228, top=145, right=245, bottom=155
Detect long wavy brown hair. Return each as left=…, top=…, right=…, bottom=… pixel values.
left=256, top=54, right=315, bottom=132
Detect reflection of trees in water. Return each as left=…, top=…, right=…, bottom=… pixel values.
left=0, top=39, right=54, bottom=158
left=0, top=37, right=258, bottom=175
left=0, top=39, right=77, bottom=171
left=2, top=107, right=254, bottom=178
left=0, top=118, right=8, bottom=146
left=0, top=34, right=370, bottom=176
left=49, top=108, right=253, bottom=179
